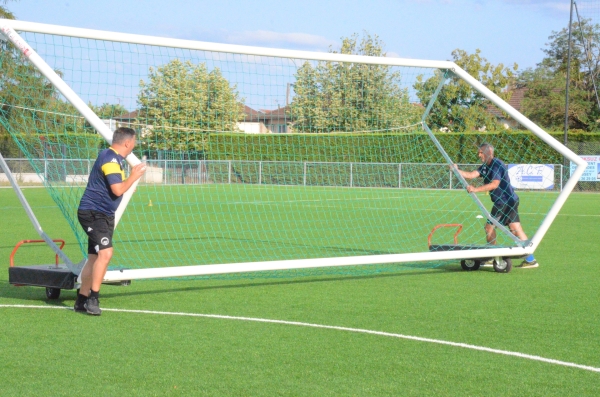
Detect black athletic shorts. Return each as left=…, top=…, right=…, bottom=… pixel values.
left=487, top=200, right=520, bottom=226
left=77, top=209, right=115, bottom=254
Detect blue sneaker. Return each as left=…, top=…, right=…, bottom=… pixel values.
left=517, top=259, right=539, bottom=269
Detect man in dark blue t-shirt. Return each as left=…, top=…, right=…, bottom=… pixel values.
left=454, top=143, right=538, bottom=268
left=74, top=127, right=146, bottom=315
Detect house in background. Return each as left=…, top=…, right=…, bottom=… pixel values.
left=112, top=110, right=139, bottom=127
left=109, top=106, right=292, bottom=135
left=110, top=110, right=154, bottom=138
left=487, top=86, right=527, bottom=129
left=237, top=105, right=291, bottom=134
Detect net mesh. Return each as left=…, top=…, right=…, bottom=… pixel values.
left=0, top=28, right=567, bottom=276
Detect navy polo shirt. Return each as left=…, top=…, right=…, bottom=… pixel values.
left=477, top=157, right=518, bottom=205
left=79, top=147, right=126, bottom=216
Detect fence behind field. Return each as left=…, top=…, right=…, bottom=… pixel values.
left=1, top=158, right=577, bottom=191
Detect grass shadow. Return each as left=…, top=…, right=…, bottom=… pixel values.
left=0, top=262, right=468, bottom=303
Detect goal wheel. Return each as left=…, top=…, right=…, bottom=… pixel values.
left=45, top=287, right=61, bottom=300
left=493, top=257, right=512, bottom=273
left=460, top=259, right=481, bottom=271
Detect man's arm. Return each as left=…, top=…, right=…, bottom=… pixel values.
left=452, top=164, right=480, bottom=180
left=109, top=163, right=146, bottom=197
left=466, top=179, right=500, bottom=193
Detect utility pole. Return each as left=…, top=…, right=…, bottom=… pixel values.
left=564, top=0, right=574, bottom=146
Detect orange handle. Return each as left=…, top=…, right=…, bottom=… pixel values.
left=427, top=224, right=463, bottom=247
left=9, top=239, right=66, bottom=268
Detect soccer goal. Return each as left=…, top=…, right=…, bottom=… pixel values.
left=0, top=20, right=587, bottom=281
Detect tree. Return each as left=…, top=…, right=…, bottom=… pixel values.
left=519, top=19, right=600, bottom=131
left=414, top=49, right=518, bottom=132
left=0, top=0, right=18, bottom=20
left=0, top=0, right=85, bottom=158
left=137, top=59, right=244, bottom=151
left=89, top=103, right=129, bottom=119
left=289, top=32, right=421, bottom=133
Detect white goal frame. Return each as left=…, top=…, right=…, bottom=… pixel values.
left=0, top=19, right=588, bottom=281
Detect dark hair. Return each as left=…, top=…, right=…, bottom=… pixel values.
left=112, top=127, right=136, bottom=145
left=479, top=142, right=494, bottom=153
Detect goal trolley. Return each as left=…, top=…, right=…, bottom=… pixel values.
left=428, top=223, right=515, bottom=273
left=0, top=19, right=587, bottom=296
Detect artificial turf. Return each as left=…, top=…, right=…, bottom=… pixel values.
left=0, top=187, right=598, bottom=396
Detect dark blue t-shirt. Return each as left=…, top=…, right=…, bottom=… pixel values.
left=79, top=147, right=125, bottom=216
left=477, top=157, right=518, bottom=205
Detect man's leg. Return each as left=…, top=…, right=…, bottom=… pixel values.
left=79, top=254, right=97, bottom=297
left=485, top=223, right=496, bottom=245
left=76, top=210, right=98, bottom=311
left=73, top=254, right=97, bottom=312
left=510, top=221, right=538, bottom=268
left=84, top=247, right=113, bottom=315
left=91, top=247, right=113, bottom=292
left=509, top=222, right=527, bottom=241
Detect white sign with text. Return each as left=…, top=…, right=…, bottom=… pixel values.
left=508, top=164, right=554, bottom=190
left=570, top=155, right=600, bottom=182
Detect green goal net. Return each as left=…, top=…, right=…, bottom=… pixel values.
left=0, top=20, right=587, bottom=280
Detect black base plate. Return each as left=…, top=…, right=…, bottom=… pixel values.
left=429, top=244, right=489, bottom=252
left=9, top=265, right=76, bottom=290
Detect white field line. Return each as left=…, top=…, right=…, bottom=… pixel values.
left=1, top=304, right=599, bottom=374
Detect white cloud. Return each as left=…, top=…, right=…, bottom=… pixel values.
left=501, top=1, right=570, bottom=12
left=179, top=28, right=337, bottom=52
left=407, top=0, right=569, bottom=12
left=410, top=0, right=454, bottom=3
left=225, top=30, right=336, bottom=49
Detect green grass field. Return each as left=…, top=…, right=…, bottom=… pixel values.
left=0, top=186, right=599, bottom=396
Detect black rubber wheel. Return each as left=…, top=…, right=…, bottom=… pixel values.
left=460, top=259, right=481, bottom=271
left=493, top=257, right=513, bottom=273
left=45, top=287, right=61, bottom=300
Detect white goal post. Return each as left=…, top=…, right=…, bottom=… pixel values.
left=0, top=19, right=587, bottom=281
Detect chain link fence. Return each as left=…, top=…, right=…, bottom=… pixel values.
left=2, top=157, right=593, bottom=192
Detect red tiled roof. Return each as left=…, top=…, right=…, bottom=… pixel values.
left=113, top=110, right=139, bottom=120
left=487, top=86, right=527, bottom=117
left=244, top=105, right=290, bottom=122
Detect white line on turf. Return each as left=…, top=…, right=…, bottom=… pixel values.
left=1, top=304, right=599, bottom=373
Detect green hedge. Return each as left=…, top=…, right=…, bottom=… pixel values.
left=0, top=132, right=106, bottom=159
left=206, top=132, right=600, bottom=164
left=2, top=131, right=600, bottom=166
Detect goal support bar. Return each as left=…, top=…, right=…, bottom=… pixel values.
left=103, top=246, right=531, bottom=282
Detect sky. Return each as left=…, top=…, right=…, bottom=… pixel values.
left=7, top=0, right=577, bottom=71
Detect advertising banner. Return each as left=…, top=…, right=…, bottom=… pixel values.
left=508, top=164, right=554, bottom=190
left=570, top=155, right=600, bottom=182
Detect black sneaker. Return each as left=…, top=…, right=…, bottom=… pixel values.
left=84, top=296, right=102, bottom=316
left=74, top=298, right=87, bottom=313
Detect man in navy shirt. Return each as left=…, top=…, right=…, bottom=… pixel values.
left=454, top=143, right=538, bottom=268
left=75, top=127, right=146, bottom=315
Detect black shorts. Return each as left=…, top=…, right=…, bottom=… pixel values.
left=488, top=200, right=520, bottom=227
left=77, top=209, right=115, bottom=255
